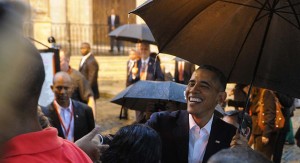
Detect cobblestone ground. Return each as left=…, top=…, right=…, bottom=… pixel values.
left=95, top=95, right=300, bottom=162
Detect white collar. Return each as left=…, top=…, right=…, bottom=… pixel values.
left=189, top=113, right=214, bottom=134
left=80, top=52, right=92, bottom=67
left=82, top=52, right=92, bottom=61
left=54, top=99, right=73, bottom=113
left=141, top=57, right=150, bottom=64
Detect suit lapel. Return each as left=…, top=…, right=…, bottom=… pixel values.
left=173, top=111, right=189, bottom=163
left=79, top=58, right=84, bottom=71
left=72, top=100, right=80, bottom=141
left=49, top=103, right=65, bottom=138
left=203, top=116, right=223, bottom=162
left=146, top=58, right=154, bottom=80
left=79, top=55, right=92, bottom=71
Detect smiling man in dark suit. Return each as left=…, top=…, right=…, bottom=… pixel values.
left=42, top=72, right=95, bottom=142
left=146, top=65, right=237, bottom=163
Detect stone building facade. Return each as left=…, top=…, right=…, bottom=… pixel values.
left=24, top=0, right=136, bottom=54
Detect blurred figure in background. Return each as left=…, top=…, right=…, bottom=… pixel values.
left=119, top=49, right=140, bottom=119
left=174, top=58, right=195, bottom=85
left=60, top=50, right=96, bottom=116
left=295, top=126, right=300, bottom=147
left=249, top=87, right=277, bottom=160
left=272, top=92, right=294, bottom=163
left=108, top=8, right=120, bottom=53
left=79, top=42, right=100, bottom=101
left=128, top=42, right=164, bottom=123
left=228, top=84, right=248, bottom=111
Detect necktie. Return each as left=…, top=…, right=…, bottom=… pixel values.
left=140, top=62, right=147, bottom=80
left=179, top=61, right=184, bottom=82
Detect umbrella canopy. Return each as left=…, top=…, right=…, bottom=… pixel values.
left=131, top=0, right=300, bottom=98
left=108, top=24, right=156, bottom=44
left=111, top=80, right=186, bottom=111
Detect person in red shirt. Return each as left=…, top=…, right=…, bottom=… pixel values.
left=0, top=2, right=93, bottom=162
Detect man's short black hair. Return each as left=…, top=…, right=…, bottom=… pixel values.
left=197, top=65, right=227, bottom=91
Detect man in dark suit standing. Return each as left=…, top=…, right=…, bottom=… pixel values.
left=146, top=65, right=237, bottom=163
left=128, top=42, right=164, bottom=123
left=108, top=8, right=120, bottom=52
left=174, top=58, right=195, bottom=85
left=79, top=42, right=100, bottom=100
left=42, top=72, right=95, bottom=142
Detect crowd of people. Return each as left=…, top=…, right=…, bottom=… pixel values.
left=1, top=1, right=300, bottom=163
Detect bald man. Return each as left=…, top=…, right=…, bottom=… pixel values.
left=42, top=72, right=95, bottom=142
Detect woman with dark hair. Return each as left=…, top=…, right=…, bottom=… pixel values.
left=101, top=124, right=161, bottom=163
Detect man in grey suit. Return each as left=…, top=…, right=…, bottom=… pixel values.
left=146, top=65, right=237, bottom=163
left=42, top=72, right=95, bottom=142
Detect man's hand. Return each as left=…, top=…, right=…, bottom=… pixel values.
left=262, top=136, right=269, bottom=144
left=230, top=130, right=249, bottom=148
left=75, top=127, right=103, bottom=162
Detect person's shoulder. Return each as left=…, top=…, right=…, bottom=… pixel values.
left=70, top=68, right=85, bottom=78
left=214, top=116, right=237, bottom=133
left=41, top=103, right=54, bottom=114
left=149, top=110, right=187, bottom=122
left=72, top=100, right=90, bottom=110
left=61, top=139, right=93, bottom=163
left=149, top=57, right=160, bottom=63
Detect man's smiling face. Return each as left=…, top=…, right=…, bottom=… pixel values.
left=185, top=69, right=226, bottom=117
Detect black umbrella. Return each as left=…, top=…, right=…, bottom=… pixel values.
left=111, top=80, right=186, bottom=111
left=108, top=24, right=156, bottom=44
left=130, top=0, right=300, bottom=99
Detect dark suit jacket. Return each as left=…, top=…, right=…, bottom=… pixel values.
left=146, top=110, right=236, bottom=163
left=128, top=57, right=164, bottom=85
left=42, top=100, right=95, bottom=141
left=107, top=15, right=120, bottom=31
left=174, top=61, right=195, bottom=85
left=79, top=54, right=100, bottom=99
left=69, top=68, right=94, bottom=103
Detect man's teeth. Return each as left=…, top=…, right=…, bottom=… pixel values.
left=189, top=97, right=202, bottom=103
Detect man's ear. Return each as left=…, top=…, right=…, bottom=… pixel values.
left=217, top=92, right=227, bottom=105
left=50, top=85, right=54, bottom=92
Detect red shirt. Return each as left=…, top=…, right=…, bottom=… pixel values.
left=2, top=127, right=92, bottom=163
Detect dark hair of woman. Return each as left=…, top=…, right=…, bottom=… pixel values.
left=101, top=124, right=161, bottom=163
